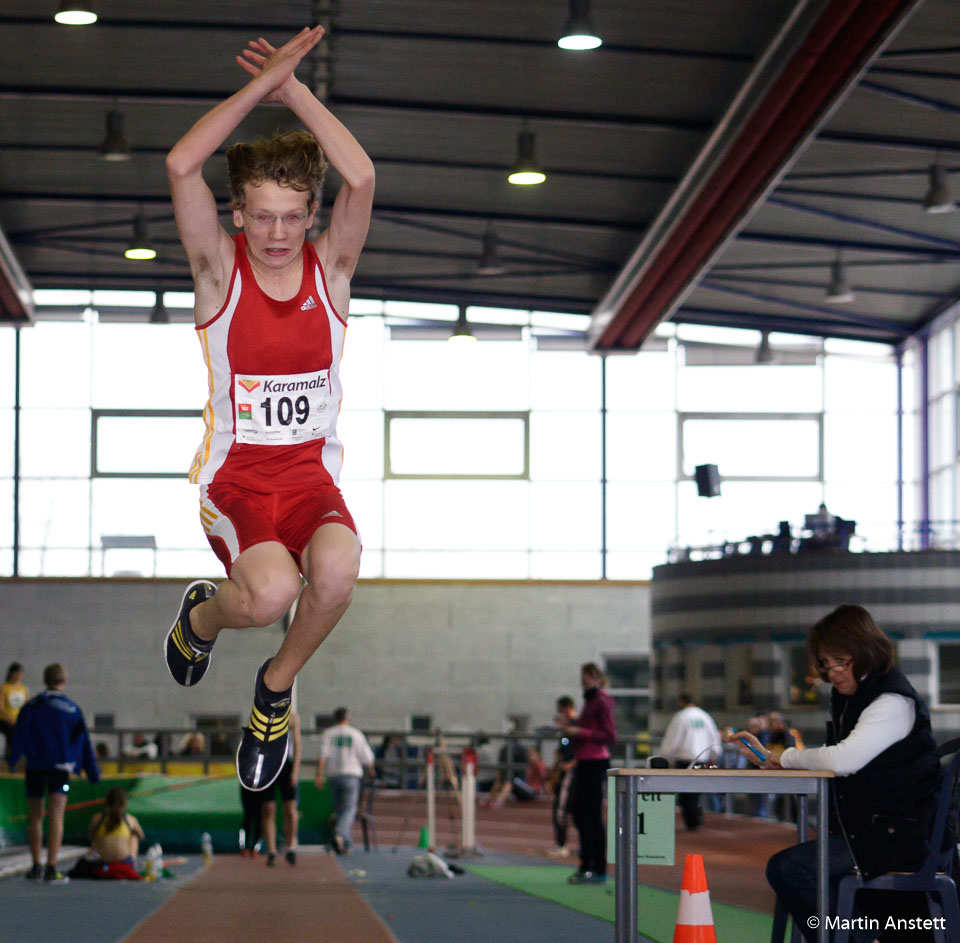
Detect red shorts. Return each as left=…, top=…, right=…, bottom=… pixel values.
left=199, top=481, right=358, bottom=576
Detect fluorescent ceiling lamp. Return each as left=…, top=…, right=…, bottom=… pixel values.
left=825, top=254, right=854, bottom=304
left=476, top=223, right=506, bottom=275
left=124, top=213, right=157, bottom=261
left=100, top=109, right=131, bottom=162
left=150, top=292, right=169, bottom=323
left=54, top=1, right=97, bottom=24
left=508, top=129, right=546, bottom=186
left=558, top=0, right=602, bottom=50
left=923, top=161, right=955, bottom=214
left=449, top=307, right=476, bottom=342
left=755, top=331, right=775, bottom=363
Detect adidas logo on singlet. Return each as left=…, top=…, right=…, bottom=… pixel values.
left=300, top=295, right=318, bottom=311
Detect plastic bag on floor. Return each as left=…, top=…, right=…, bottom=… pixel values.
left=406, top=851, right=454, bottom=879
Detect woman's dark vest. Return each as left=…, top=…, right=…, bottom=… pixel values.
left=829, top=667, right=940, bottom=880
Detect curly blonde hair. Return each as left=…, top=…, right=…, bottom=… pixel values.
left=225, top=130, right=327, bottom=209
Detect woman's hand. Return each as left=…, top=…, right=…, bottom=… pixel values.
left=723, top=729, right=781, bottom=769
left=236, top=26, right=324, bottom=103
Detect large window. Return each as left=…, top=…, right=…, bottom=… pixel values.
left=3, top=295, right=906, bottom=578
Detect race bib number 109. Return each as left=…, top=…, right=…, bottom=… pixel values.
left=234, top=369, right=336, bottom=445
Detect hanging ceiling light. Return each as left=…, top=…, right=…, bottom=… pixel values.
left=100, top=109, right=131, bottom=162
left=54, top=1, right=97, bottom=25
left=558, top=0, right=602, bottom=50
left=507, top=128, right=546, bottom=186
left=448, top=307, right=476, bottom=342
left=755, top=331, right=775, bottom=363
left=124, top=213, right=157, bottom=261
left=825, top=253, right=854, bottom=304
left=476, top=223, right=506, bottom=275
left=150, top=291, right=169, bottom=323
left=923, top=161, right=955, bottom=214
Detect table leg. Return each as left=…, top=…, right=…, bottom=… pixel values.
left=615, top=778, right=638, bottom=943
left=788, top=795, right=808, bottom=943
left=816, top=780, right=829, bottom=943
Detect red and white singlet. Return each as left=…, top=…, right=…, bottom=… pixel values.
left=188, top=233, right=347, bottom=491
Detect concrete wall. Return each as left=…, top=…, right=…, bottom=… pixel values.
left=0, top=578, right=651, bottom=736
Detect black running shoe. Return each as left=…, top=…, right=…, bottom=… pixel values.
left=285, top=849, right=297, bottom=866
left=266, top=852, right=276, bottom=867
left=25, top=863, right=42, bottom=880
left=236, top=660, right=291, bottom=791
left=164, top=580, right=217, bottom=686
left=44, top=865, right=69, bottom=883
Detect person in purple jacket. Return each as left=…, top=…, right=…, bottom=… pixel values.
left=559, top=661, right=617, bottom=884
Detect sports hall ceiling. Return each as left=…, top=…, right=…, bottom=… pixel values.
left=1, top=0, right=959, bottom=348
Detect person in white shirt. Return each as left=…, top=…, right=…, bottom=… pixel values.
left=727, top=605, right=943, bottom=943
left=659, top=693, right=720, bottom=830
left=315, top=707, right=374, bottom=854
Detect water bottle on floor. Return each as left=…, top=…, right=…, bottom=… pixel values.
left=201, top=831, right=214, bottom=867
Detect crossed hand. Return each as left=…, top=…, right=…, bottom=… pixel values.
left=236, top=26, right=325, bottom=102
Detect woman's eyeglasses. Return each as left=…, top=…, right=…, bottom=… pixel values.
left=816, top=656, right=852, bottom=674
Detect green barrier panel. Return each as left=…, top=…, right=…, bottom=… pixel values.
left=0, top=774, right=334, bottom=853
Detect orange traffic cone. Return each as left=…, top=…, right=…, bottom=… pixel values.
left=673, top=854, right=718, bottom=943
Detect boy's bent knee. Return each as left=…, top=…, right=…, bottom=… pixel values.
left=246, top=573, right=301, bottom=625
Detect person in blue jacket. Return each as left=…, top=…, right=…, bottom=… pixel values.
left=9, top=662, right=100, bottom=882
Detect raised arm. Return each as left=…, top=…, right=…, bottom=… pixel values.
left=166, top=27, right=325, bottom=319
left=237, top=33, right=375, bottom=314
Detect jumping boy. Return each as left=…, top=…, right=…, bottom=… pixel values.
left=163, top=26, right=374, bottom=791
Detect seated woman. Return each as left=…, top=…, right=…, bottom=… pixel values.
left=89, top=786, right=145, bottom=868
left=727, top=605, right=944, bottom=943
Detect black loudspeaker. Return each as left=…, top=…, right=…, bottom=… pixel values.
left=694, top=463, right=721, bottom=497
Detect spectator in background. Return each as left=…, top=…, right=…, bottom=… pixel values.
left=489, top=718, right=529, bottom=803
left=561, top=662, right=617, bottom=885
left=659, top=693, right=720, bottom=831
left=746, top=714, right=773, bottom=818
left=490, top=746, right=547, bottom=808
left=767, top=712, right=796, bottom=757
left=547, top=695, right=578, bottom=858
left=375, top=734, right=405, bottom=789
left=315, top=707, right=375, bottom=854
left=89, top=786, right=145, bottom=869
left=178, top=731, right=207, bottom=757
left=262, top=711, right=301, bottom=866
left=473, top=735, right=500, bottom=793
left=1, top=662, right=28, bottom=765
left=123, top=732, right=159, bottom=761
left=9, top=662, right=100, bottom=883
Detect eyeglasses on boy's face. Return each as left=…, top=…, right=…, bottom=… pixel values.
left=815, top=656, right=853, bottom=674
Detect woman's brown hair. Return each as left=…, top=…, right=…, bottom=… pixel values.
left=580, top=662, right=607, bottom=687
left=806, top=604, right=894, bottom=683
left=225, top=130, right=327, bottom=210
left=103, top=786, right=128, bottom=833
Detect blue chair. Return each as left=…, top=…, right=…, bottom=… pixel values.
left=832, top=736, right=960, bottom=943
left=771, top=736, right=960, bottom=943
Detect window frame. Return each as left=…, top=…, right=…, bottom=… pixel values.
left=677, top=411, right=824, bottom=482
left=384, top=410, right=530, bottom=480
left=91, top=408, right=203, bottom=479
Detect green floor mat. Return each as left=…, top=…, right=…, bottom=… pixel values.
left=467, top=865, right=774, bottom=943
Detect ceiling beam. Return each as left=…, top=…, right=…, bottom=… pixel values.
left=0, top=85, right=710, bottom=134
left=0, top=142, right=678, bottom=186
left=0, top=192, right=645, bottom=233
left=591, top=0, right=928, bottom=351
left=673, top=305, right=905, bottom=342
left=0, top=15, right=754, bottom=63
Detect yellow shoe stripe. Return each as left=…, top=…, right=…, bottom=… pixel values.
left=172, top=625, right=193, bottom=660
